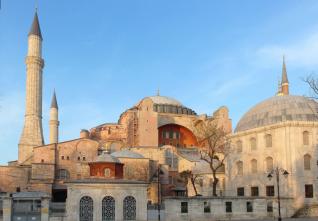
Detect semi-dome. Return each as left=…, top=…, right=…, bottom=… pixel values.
left=235, top=95, right=318, bottom=132
left=111, top=149, right=145, bottom=159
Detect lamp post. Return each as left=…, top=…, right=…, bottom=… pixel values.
left=267, top=167, right=289, bottom=221
left=157, top=163, right=161, bottom=221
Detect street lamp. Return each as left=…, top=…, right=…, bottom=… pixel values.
left=267, top=167, right=289, bottom=221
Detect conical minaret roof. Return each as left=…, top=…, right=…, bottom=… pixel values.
left=28, top=11, right=42, bottom=40
left=51, top=91, right=58, bottom=109
left=281, top=56, right=288, bottom=84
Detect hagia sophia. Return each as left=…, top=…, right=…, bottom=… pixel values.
left=0, top=11, right=317, bottom=221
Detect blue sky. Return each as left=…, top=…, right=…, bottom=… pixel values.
left=1, top=0, right=318, bottom=164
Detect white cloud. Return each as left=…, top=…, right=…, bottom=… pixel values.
left=257, top=31, right=318, bottom=67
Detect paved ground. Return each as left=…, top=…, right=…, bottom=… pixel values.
left=225, top=219, right=317, bottom=221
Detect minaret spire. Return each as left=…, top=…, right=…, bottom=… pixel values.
left=281, top=55, right=289, bottom=95
left=18, top=11, right=45, bottom=164
left=28, top=11, right=42, bottom=40
left=50, top=90, right=59, bottom=144
left=51, top=90, right=58, bottom=109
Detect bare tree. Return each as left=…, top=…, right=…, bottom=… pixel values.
left=194, top=118, right=230, bottom=196
left=304, top=74, right=318, bottom=99
left=179, top=170, right=201, bottom=196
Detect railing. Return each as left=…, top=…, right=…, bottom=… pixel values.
left=50, top=202, right=66, bottom=216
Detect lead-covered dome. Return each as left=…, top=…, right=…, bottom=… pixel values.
left=235, top=95, right=318, bottom=132
left=148, top=95, right=183, bottom=106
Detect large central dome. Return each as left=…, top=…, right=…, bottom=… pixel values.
left=235, top=95, right=318, bottom=132
left=148, top=95, right=183, bottom=106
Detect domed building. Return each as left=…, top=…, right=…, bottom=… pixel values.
left=89, top=93, right=232, bottom=149
left=226, top=59, right=318, bottom=215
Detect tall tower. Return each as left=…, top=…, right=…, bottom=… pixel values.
left=18, top=11, right=45, bottom=164
left=49, top=91, right=59, bottom=143
left=281, top=56, right=289, bottom=95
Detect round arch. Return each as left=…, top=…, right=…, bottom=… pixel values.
left=158, top=123, right=198, bottom=148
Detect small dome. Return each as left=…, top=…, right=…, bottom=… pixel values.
left=95, top=151, right=120, bottom=163
left=111, top=149, right=145, bottom=159
left=148, top=95, right=183, bottom=106
left=235, top=95, right=318, bottom=132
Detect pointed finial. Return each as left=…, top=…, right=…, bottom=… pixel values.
left=281, top=55, right=288, bottom=84
left=157, top=88, right=160, bottom=96
left=51, top=90, right=58, bottom=109
left=29, top=9, right=42, bottom=40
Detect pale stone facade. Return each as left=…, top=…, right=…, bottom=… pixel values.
left=164, top=196, right=294, bottom=221
left=66, top=181, right=148, bottom=221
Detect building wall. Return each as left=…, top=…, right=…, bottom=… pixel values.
left=118, top=158, right=151, bottom=181
left=164, top=197, right=294, bottom=221
left=55, top=139, right=100, bottom=181
left=227, top=122, right=318, bottom=209
left=0, top=166, right=30, bottom=192
left=66, top=183, right=148, bottom=221
left=137, top=98, right=159, bottom=147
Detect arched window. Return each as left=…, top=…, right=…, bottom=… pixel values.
left=102, top=196, right=115, bottom=221
left=266, top=157, right=273, bottom=172
left=56, top=169, right=70, bottom=180
left=236, top=161, right=243, bottom=175
left=304, top=154, right=311, bottom=170
left=104, top=168, right=111, bottom=178
left=251, top=159, right=257, bottom=173
left=265, top=134, right=272, bottom=148
left=303, top=131, right=309, bottom=145
left=123, top=196, right=136, bottom=220
left=250, top=138, right=257, bottom=150
left=236, top=140, right=243, bottom=153
left=79, top=196, right=93, bottom=221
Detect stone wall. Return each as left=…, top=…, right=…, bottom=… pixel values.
left=164, top=196, right=294, bottom=221
left=0, top=166, right=30, bottom=192
left=66, top=182, right=148, bottom=221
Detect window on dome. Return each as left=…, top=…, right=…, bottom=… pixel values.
left=304, top=154, right=311, bottom=170
left=303, top=131, right=309, bottom=145
left=236, top=140, right=243, bottom=153
left=250, top=138, right=257, bottom=150
left=265, top=134, right=272, bottom=148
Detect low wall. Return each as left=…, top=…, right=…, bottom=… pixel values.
left=164, top=196, right=294, bottom=221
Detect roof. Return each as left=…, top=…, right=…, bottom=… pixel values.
left=94, top=151, right=120, bottom=163
left=235, top=95, right=318, bottom=132
left=12, top=191, right=50, bottom=199
left=51, top=91, right=58, bottom=109
left=147, top=95, right=183, bottom=106
left=29, top=12, right=42, bottom=40
left=111, top=149, right=145, bottom=159
left=67, top=179, right=148, bottom=184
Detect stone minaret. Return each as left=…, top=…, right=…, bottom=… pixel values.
left=49, top=91, right=59, bottom=143
left=281, top=56, right=289, bottom=95
left=18, top=12, right=44, bottom=164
